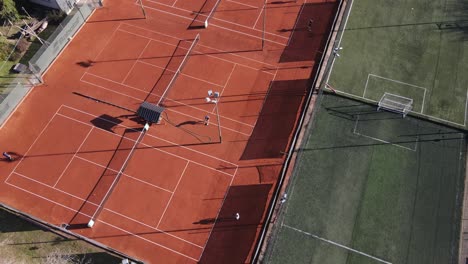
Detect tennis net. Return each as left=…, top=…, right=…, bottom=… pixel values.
left=157, top=34, right=200, bottom=106
left=88, top=124, right=149, bottom=227
left=204, top=0, right=222, bottom=28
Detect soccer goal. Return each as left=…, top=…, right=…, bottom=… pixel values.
left=378, top=92, right=413, bottom=117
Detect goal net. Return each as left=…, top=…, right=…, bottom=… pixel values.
left=378, top=92, right=413, bottom=117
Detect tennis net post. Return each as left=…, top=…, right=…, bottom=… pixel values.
left=204, top=0, right=222, bottom=28
left=157, top=34, right=200, bottom=106
left=87, top=123, right=150, bottom=228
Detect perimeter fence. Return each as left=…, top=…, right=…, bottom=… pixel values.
left=0, top=1, right=100, bottom=126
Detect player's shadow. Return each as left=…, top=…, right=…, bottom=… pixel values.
left=279, top=1, right=338, bottom=63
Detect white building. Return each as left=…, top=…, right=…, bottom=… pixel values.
left=29, top=0, right=78, bottom=14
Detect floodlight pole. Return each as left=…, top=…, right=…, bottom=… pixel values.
left=214, top=100, right=222, bottom=143
left=206, top=91, right=222, bottom=143
left=139, top=0, right=147, bottom=19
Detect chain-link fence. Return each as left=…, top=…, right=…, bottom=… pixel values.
left=0, top=1, right=101, bottom=127
left=29, top=1, right=99, bottom=75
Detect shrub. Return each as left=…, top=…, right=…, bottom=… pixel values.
left=15, top=37, right=29, bottom=53
left=0, top=0, right=20, bottom=22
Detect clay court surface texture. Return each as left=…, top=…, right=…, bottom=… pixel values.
left=0, top=0, right=337, bottom=263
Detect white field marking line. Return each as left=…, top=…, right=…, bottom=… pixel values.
left=156, top=161, right=189, bottom=229
left=74, top=155, right=173, bottom=194
left=286, top=0, right=307, bottom=47
left=121, top=39, right=152, bottom=84
left=59, top=106, right=239, bottom=176
left=324, top=0, right=355, bottom=85
left=100, top=219, right=199, bottom=262
left=85, top=23, right=122, bottom=76
left=117, top=27, right=276, bottom=74
left=120, top=22, right=278, bottom=69
left=5, top=180, right=198, bottom=263
left=81, top=69, right=256, bottom=130
left=145, top=0, right=286, bottom=39
left=352, top=115, right=416, bottom=152
left=199, top=169, right=236, bottom=260
left=212, top=64, right=237, bottom=114
left=363, top=73, right=427, bottom=114
left=227, top=0, right=259, bottom=9
left=333, top=89, right=467, bottom=127
left=282, top=224, right=392, bottom=264
left=138, top=2, right=287, bottom=47
left=53, top=126, right=94, bottom=187
left=137, top=60, right=224, bottom=88
left=5, top=106, right=62, bottom=184
left=104, top=205, right=204, bottom=248
left=172, top=0, right=178, bottom=7
left=165, top=107, right=252, bottom=137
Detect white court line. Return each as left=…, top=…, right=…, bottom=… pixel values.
left=59, top=105, right=239, bottom=176
left=11, top=171, right=97, bottom=203
left=282, top=224, right=392, bottom=264
left=199, top=168, right=236, bottom=258
left=5, top=106, right=62, bottom=184
left=138, top=2, right=287, bottom=47
left=120, top=22, right=278, bottom=69
left=56, top=112, right=237, bottom=177
left=172, top=0, right=178, bottom=7
left=53, top=126, right=94, bottom=187
left=213, top=63, right=237, bottom=114
left=121, top=39, right=152, bottom=84
left=84, top=72, right=147, bottom=94
left=74, top=155, right=174, bottom=194
left=156, top=161, right=189, bottom=228
left=101, top=219, right=199, bottom=262
left=352, top=115, right=417, bottom=152
left=286, top=0, right=307, bottom=47
left=9, top=153, right=205, bottom=249
left=5, top=180, right=198, bottom=262
left=6, top=181, right=84, bottom=215
left=85, top=23, right=122, bottom=76
left=136, top=60, right=224, bottom=88
left=227, top=0, right=259, bottom=9
left=253, top=4, right=263, bottom=29
left=117, top=26, right=275, bottom=74
left=105, top=205, right=204, bottom=248
left=145, top=0, right=286, bottom=39
left=165, top=107, right=252, bottom=137
left=324, top=0, right=355, bottom=85
left=81, top=70, right=256, bottom=130
left=252, top=67, right=278, bottom=129
left=80, top=78, right=143, bottom=101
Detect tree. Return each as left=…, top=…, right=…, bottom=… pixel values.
left=0, top=0, right=20, bottom=22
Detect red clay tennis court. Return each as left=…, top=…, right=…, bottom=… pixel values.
left=0, top=0, right=338, bottom=263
